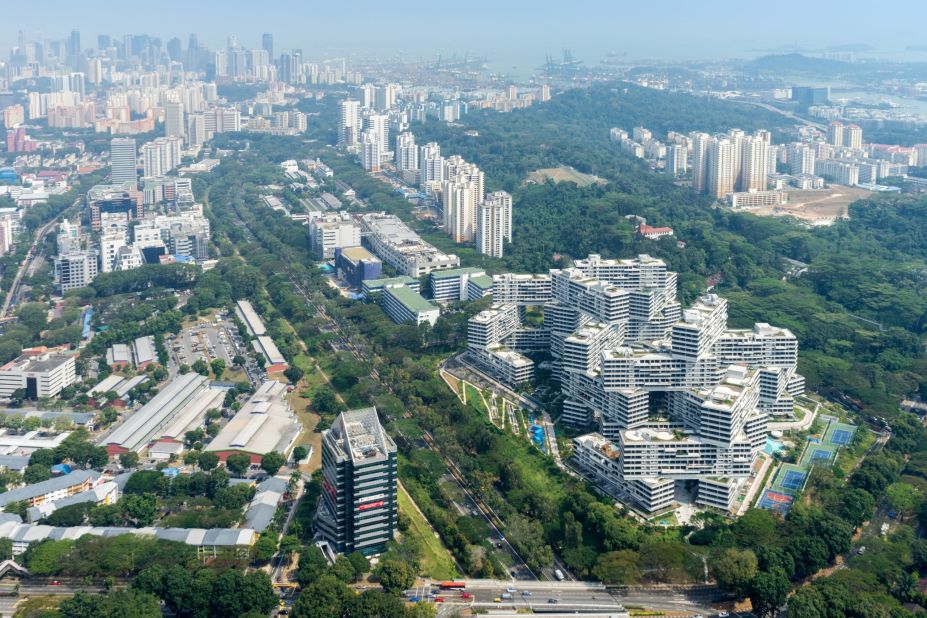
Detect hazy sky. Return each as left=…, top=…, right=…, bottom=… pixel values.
left=3, top=0, right=927, bottom=68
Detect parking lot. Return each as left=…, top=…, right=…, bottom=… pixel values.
left=168, top=311, right=263, bottom=385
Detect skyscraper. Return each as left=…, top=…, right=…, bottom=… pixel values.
left=788, top=143, right=815, bottom=176
left=68, top=30, right=81, bottom=56
left=844, top=124, right=863, bottom=150
left=442, top=159, right=484, bottom=243
left=262, top=34, right=274, bottom=61
left=395, top=132, right=418, bottom=172
left=477, top=191, right=513, bottom=257
left=167, top=37, right=182, bottom=62
left=338, top=99, right=361, bottom=148
left=419, top=142, right=444, bottom=189
left=362, top=112, right=389, bottom=159
left=666, top=144, right=688, bottom=177
left=315, top=408, right=398, bottom=556
left=827, top=121, right=844, bottom=147
left=165, top=101, right=185, bottom=139
left=707, top=138, right=736, bottom=199
left=109, top=138, right=137, bottom=186
left=739, top=136, right=770, bottom=192
left=690, top=132, right=710, bottom=193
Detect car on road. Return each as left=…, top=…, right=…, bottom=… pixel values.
left=718, top=612, right=730, bottom=617
left=494, top=597, right=502, bottom=603
left=435, top=597, right=444, bottom=603
left=547, top=598, right=558, bottom=604
left=506, top=587, right=517, bottom=593
left=460, top=593, right=472, bottom=599
left=521, top=591, right=532, bottom=596
left=51, top=581, right=61, bottom=586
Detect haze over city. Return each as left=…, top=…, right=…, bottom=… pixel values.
left=3, top=3, right=927, bottom=617
left=4, top=0, right=927, bottom=67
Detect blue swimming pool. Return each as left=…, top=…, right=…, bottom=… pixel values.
left=764, top=436, right=785, bottom=455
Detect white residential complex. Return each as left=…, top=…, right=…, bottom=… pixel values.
left=469, top=254, right=804, bottom=514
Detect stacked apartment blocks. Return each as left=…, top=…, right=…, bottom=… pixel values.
left=467, top=254, right=804, bottom=513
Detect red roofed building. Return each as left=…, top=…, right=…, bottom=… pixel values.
left=639, top=224, right=674, bottom=240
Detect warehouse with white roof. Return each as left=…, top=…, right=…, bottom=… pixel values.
left=235, top=300, right=267, bottom=337
left=101, top=373, right=210, bottom=455
left=205, top=381, right=300, bottom=463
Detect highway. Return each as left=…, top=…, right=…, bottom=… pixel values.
left=0, top=199, right=78, bottom=318
left=421, top=579, right=726, bottom=616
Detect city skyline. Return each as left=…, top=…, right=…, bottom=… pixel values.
left=4, top=0, right=927, bottom=69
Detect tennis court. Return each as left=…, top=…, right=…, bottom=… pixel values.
left=758, top=489, right=795, bottom=513
left=779, top=470, right=806, bottom=489
left=825, top=422, right=857, bottom=447
left=801, top=444, right=837, bottom=466
left=772, top=464, right=808, bottom=492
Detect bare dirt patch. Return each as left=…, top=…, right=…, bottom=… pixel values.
left=526, top=166, right=607, bottom=187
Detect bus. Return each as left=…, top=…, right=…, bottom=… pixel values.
left=439, top=581, right=467, bottom=590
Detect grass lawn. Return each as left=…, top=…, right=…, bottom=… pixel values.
left=14, top=595, right=62, bottom=618
left=398, top=482, right=459, bottom=580
left=834, top=429, right=876, bottom=476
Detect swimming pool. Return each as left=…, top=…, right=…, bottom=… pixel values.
left=764, top=436, right=785, bottom=455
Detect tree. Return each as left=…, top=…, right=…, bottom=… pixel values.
left=311, top=387, right=342, bottom=415
left=838, top=488, right=875, bottom=528
left=348, top=550, right=369, bottom=577
left=123, top=494, right=157, bottom=527
left=23, top=540, right=72, bottom=575
left=58, top=589, right=162, bottom=618
left=375, top=559, right=415, bottom=594
left=226, top=452, right=252, bottom=476
left=210, top=358, right=226, bottom=379
left=293, top=445, right=308, bottom=463
left=297, top=545, right=330, bottom=585
left=192, top=359, right=209, bottom=376
left=284, top=365, right=304, bottom=384
left=119, top=452, right=139, bottom=469
left=198, top=451, right=219, bottom=471
left=251, top=535, right=277, bottom=564
left=179, top=363, right=191, bottom=375
left=787, top=586, right=826, bottom=618
left=233, top=354, right=246, bottom=367
left=885, top=482, right=921, bottom=520
left=592, top=550, right=640, bottom=585
left=260, top=451, right=285, bottom=476
left=28, top=449, right=55, bottom=467
left=710, top=548, right=757, bottom=599
left=750, top=568, right=790, bottom=618
left=253, top=352, right=266, bottom=368
left=292, top=574, right=354, bottom=618
left=23, top=463, right=51, bottom=484
left=17, top=303, right=48, bottom=334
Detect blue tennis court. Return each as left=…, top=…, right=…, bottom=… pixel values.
left=810, top=448, right=834, bottom=461
left=830, top=429, right=852, bottom=445
left=780, top=469, right=806, bottom=490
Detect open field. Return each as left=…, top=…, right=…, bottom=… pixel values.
left=749, top=185, right=871, bottom=224
left=526, top=166, right=607, bottom=187
left=397, top=482, right=458, bottom=580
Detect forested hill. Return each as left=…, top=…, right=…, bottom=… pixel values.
left=410, top=85, right=927, bottom=416
left=415, top=83, right=793, bottom=191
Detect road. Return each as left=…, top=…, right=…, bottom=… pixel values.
left=421, top=579, right=726, bottom=616
left=732, top=97, right=826, bottom=131
left=0, top=200, right=75, bottom=318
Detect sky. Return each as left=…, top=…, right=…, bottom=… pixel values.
left=3, top=0, right=927, bottom=69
